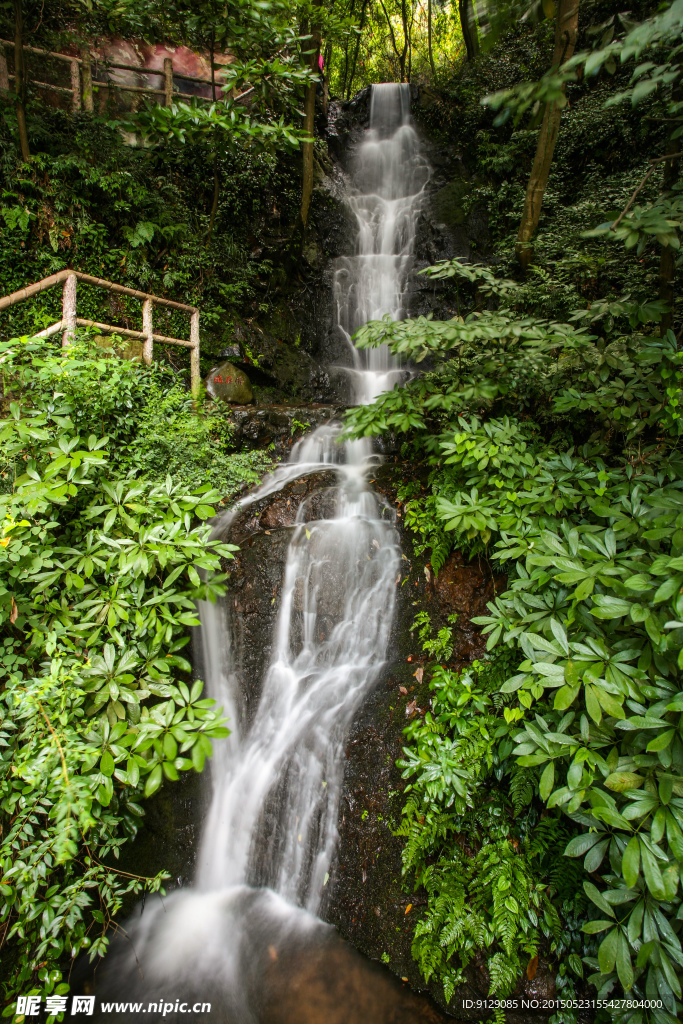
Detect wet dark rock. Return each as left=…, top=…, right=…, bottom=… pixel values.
left=229, top=471, right=339, bottom=543
left=227, top=405, right=345, bottom=461
left=220, top=471, right=339, bottom=724
left=206, top=361, right=253, bottom=404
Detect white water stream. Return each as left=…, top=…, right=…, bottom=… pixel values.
left=101, top=84, right=430, bottom=1022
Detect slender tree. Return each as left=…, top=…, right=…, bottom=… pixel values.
left=428, top=0, right=436, bottom=79
left=346, top=0, right=368, bottom=99
left=13, top=0, right=30, bottom=160
left=378, top=0, right=409, bottom=81
left=515, top=0, right=579, bottom=269
left=459, top=0, right=479, bottom=61
left=300, top=9, right=321, bottom=228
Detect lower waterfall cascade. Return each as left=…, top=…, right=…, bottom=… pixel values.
left=97, top=84, right=441, bottom=1023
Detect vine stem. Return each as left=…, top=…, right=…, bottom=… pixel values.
left=612, top=153, right=683, bottom=230
left=38, top=704, right=69, bottom=785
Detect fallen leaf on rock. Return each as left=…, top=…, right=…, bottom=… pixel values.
left=527, top=955, right=538, bottom=980
left=405, top=904, right=412, bottom=915
left=405, top=699, right=417, bottom=717
left=399, top=686, right=407, bottom=695
left=413, top=667, right=423, bottom=683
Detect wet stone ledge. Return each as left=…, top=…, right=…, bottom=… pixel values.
left=227, top=404, right=347, bottom=462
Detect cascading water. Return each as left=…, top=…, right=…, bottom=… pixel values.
left=197, top=431, right=400, bottom=911
left=98, top=85, right=434, bottom=1024
left=334, top=82, right=430, bottom=402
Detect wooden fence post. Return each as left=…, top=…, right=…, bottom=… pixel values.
left=80, top=48, right=93, bottom=112
left=70, top=58, right=81, bottom=112
left=0, top=43, right=8, bottom=91
left=164, top=57, right=173, bottom=107
left=190, top=310, right=200, bottom=399
left=142, top=298, right=153, bottom=365
left=62, top=272, right=77, bottom=346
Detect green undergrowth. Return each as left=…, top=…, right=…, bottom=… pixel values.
left=345, top=7, right=683, bottom=1016
left=123, top=382, right=275, bottom=498
left=0, top=105, right=302, bottom=377
left=0, top=334, right=270, bottom=1007
left=350, top=290, right=683, bottom=1019
left=397, top=645, right=586, bottom=1004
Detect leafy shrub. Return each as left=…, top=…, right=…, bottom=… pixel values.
left=397, top=646, right=584, bottom=1007
left=0, top=336, right=240, bottom=1006
left=350, top=274, right=683, bottom=1019
left=125, top=382, right=274, bottom=498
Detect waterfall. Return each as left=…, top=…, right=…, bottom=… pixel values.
left=335, top=83, right=430, bottom=402
left=100, top=84, right=431, bottom=1021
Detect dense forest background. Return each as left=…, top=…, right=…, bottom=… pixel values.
left=2, top=2, right=683, bottom=1023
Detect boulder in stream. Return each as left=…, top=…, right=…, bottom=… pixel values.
left=206, top=360, right=253, bottom=404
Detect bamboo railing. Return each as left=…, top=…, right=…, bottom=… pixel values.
left=0, top=271, right=202, bottom=398
left=0, top=40, right=225, bottom=111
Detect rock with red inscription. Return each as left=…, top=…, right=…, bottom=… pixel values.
left=206, top=360, right=253, bottom=404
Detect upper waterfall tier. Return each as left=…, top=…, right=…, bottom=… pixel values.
left=334, top=83, right=430, bottom=405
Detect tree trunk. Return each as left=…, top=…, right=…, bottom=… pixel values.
left=346, top=0, right=368, bottom=99
left=459, top=0, right=479, bottom=61
left=323, top=39, right=332, bottom=115
left=515, top=0, right=579, bottom=269
left=300, top=18, right=321, bottom=228
left=210, top=30, right=216, bottom=102
left=428, top=0, right=436, bottom=79
left=379, top=0, right=405, bottom=81
left=13, top=0, right=30, bottom=162
left=400, top=0, right=410, bottom=83
left=340, top=0, right=355, bottom=99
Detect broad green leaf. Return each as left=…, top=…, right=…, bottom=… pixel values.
left=584, top=881, right=616, bottom=918
left=144, top=764, right=163, bottom=797
left=598, top=927, right=619, bottom=974
left=622, top=836, right=640, bottom=888
left=616, top=931, right=634, bottom=991
left=646, top=728, right=675, bottom=753
left=539, top=761, right=554, bottom=800
left=585, top=838, right=610, bottom=872
left=605, top=772, right=644, bottom=792
left=100, top=750, right=115, bottom=777
left=640, top=841, right=667, bottom=899
left=565, top=832, right=604, bottom=858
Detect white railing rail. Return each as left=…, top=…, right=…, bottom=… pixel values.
left=0, top=270, right=201, bottom=397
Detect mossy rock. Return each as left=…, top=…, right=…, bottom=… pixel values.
left=206, top=360, right=253, bottom=404
left=93, top=334, right=144, bottom=361
left=430, top=178, right=472, bottom=230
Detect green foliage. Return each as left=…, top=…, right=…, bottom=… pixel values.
left=354, top=280, right=683, bottom=1016
left=411, top=611, right=457, bottom=661
left=0, top=107, right=300, bottom=371
left=123, top=382, right=274, bottom=498
left=398, top=649, right=583, bottom=1005
left=0, top=335, right=239, bottom=1005
left=348, top=14, right=683, bottom=996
